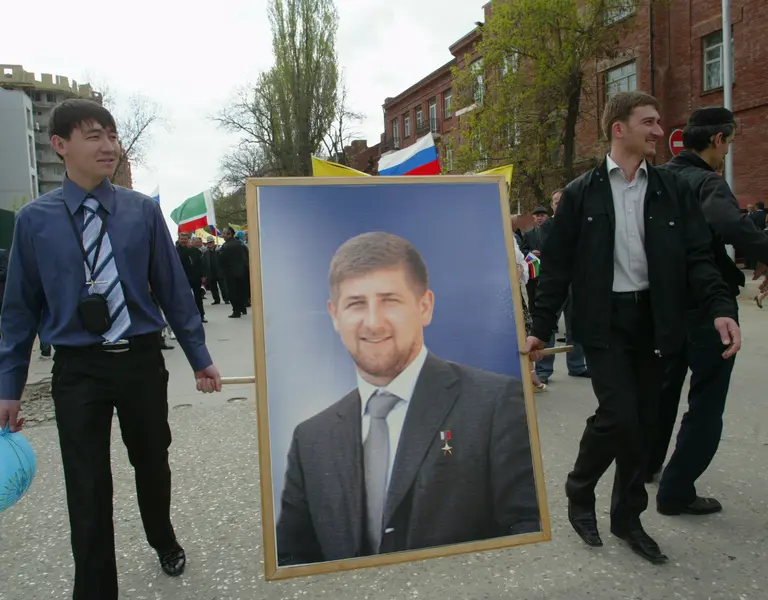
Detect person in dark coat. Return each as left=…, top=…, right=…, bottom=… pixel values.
left=522, top=91, right=740, bottom=565
left=202, top=237, right=228, bottom=305
left=647, top=107, right=768, bottom=515
left=176, top=232, right=206, bottom=323
left=520, top=206, right=549, bottom=304
left=217, top=227, right=250, bottom=318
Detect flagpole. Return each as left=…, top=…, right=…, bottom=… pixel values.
left=722, top=0, right=734, bottom=192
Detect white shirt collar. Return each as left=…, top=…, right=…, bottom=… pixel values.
left=606, top=154, right=648, bottom=180
left=358, top=344, right=429, bottom=417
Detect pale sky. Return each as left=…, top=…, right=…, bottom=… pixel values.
left=0, top=0, right=484, bottom=234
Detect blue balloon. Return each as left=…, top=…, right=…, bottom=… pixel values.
left=0, top=426, right=37, bottom=512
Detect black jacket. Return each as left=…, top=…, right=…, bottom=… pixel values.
left=530, top=158, right=736, bottom=354
left=660, top=151, right=768, bottom=298
left=177, top=244, right=204, bottom=283
left=217, top=238, right=249, bottom=279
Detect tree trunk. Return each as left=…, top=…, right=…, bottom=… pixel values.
left=562, top=67, right=583, bottom=185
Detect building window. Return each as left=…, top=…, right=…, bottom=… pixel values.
left=416, top=106, right=424, bottom=130
left=28, top=135, right=35, bottom=165
left=46, top=93, right=56, bottom=103
left=31, top=175, right=37, bottom=199
left=444, top=91, right=452, bottom=118
left=26, top=107, right=33, bottom=129
left=501, top=53, right=519, bottom=77
left=703, top=29, right=735, bottom=91
left=392, top=118, right=400, bottom=148
left=445, top=147, right=454, bottom=171
left=605, top=61, right=637, bottom=101
left=429, top=98, right=438, bottom=133
left=604, top=1, right=636, bottom=25
left=404, top=114, right=411, bottom=137
left=472, top=59, right=485, bottom=105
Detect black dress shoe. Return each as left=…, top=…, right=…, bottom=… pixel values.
left=158, top=544, right=186, bottom=576
left=611, top=525, right=668, bottom=564
left=569, top=370, right=591, bottom=378
left=228, top=313, right=241, bottom=318
left=657, top=496, right=722, bottom=516
left=568, top=500, right=603, bottom=547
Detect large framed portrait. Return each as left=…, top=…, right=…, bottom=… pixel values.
left=244, top=176, right=551, bottom=580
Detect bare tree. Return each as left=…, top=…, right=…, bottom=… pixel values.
left=219, top=142, right=272, bottom=191
left=320, top=81, right=365, bottom=165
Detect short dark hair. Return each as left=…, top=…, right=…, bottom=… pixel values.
left=329, top=232, right=428, bottom=302
left=757, top=202, right=765, bottom=210
left=682, top=122, right=736, bottom=152
left=222, top=227, right=236, bottom=236
left=48, top=99, right=117, bottom=141
left=602, top=91, right=660, bottom=141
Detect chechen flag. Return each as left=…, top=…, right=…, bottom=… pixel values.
left=170, top=189, right=216, bottom=234
left=378, top=133, right=441, bottom=176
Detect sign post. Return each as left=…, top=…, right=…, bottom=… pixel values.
left=669, top=129, right=684, bottom=157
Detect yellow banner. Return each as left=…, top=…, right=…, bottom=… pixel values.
left=312, top=156, right=371, bottom=177
left=478, top=164, right=514, bottom=187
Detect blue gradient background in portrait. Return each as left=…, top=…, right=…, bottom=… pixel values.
left=257, top=181, right=523, bottom=523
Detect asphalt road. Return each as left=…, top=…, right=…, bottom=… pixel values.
left=2, top=285, right=766, bottom=600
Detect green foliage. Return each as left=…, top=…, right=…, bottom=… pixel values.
left=217, top=0, right=340, bottom=178
left=453, top=0, right=639, bottom=207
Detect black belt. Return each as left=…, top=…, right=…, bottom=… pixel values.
left=55, top=332, right=162, bottom=354
left=612, top=289, right=650, bottom=301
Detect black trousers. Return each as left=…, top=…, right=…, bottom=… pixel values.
left=226, top=275, right=248, bottom=315
left=649, top=308, right=737, bottom=508
left=565, top=291, right=662, bottom=531
left=208, top=276, right=228, bottom=303
left=51, top=334, right=177, bottom=600
left=189, top=281, right=205, bottom=316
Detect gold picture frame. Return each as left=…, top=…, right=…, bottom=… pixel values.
left=242, top=175, right=551, bottom=581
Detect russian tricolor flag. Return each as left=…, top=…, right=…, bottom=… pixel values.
left=378, top=133, right=441, bottom=176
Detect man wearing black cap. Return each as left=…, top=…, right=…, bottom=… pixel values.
left=521, top=206, right=550, bottom=304
left=648, top=107, right=768, bottom=516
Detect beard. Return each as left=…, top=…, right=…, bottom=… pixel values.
left=350, top=338, right=418, bottom=383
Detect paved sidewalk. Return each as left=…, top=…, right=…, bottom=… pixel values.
left=1, top=285, right=767, bottom=600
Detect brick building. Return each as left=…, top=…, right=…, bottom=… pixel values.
left=380, top=4, right=488, bottom=172
left=378, top=0, right=768, bottom=206
left=576, top=0, right=768, bottom=206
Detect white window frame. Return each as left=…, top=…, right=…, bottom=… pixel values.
left=404, top=114, right=411, bottom=137
left=605, top=60, right=637, bottom=101
left=703, top=29, right=735, bottom=92
left=444, top=91, right=452, bottom=118
left=392, top=118, right=400, bottom=148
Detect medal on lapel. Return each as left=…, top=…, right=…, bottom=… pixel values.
left=440, top=430, right=452, bottom=455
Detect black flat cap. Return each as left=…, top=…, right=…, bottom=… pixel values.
left=687, top=107, right=736, bottom=127
left=532, top=206, right=549, bottom=215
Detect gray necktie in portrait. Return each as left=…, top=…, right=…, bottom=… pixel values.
left=364, top=390, right=401, bottom=553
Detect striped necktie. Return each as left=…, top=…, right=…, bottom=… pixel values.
left=82, top=196, right=131, bottom=343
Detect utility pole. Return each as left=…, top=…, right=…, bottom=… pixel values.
left=722, top=0, right=734, bottom=192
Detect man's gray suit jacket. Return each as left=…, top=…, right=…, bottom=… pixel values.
left=275, top=352, right=541, bottom=565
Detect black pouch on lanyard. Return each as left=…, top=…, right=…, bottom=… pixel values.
left=67, top=202, right=113, bottom=336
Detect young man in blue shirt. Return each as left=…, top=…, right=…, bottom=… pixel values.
left=0, top=99, right=223, bottom=600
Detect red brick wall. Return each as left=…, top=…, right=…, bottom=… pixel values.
left=576, top=0, right=768, bottom=206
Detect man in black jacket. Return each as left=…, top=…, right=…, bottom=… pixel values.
left=176, top=233, right=207, bottom=323
left=523, top=92, right=740, bottom=565
left=217, top=227, right=250, bottom=318
left=647, top=107, right=768, bottom=516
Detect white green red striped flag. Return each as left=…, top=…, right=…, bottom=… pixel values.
left=170, top=189, right=216, bottom=234
left=525, top=252, right=540, bottom=279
